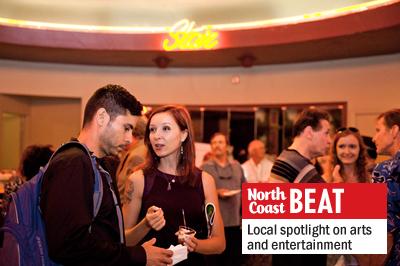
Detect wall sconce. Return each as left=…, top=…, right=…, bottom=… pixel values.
left=238, top=54, right=256, bottom=68
left=153, top=56, right=171, bottom=68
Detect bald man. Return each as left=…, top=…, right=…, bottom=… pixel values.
left=241, top=140, right=273, bottom=183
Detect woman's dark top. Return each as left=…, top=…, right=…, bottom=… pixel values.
left=139, top=167, right=208, bottom=265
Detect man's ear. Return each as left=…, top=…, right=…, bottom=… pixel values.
left=181, top=129, right=188, bottom=143
left=95, top=108, right=110, bottom=127
left=303, top=126, right=314, bottom=140
left=391, top=124, right=400, bottom=139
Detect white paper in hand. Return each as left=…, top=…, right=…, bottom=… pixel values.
left=168, top=244, right=188, bottom=265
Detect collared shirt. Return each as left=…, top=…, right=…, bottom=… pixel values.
left=242, top=157, right=273, bottom=183
left=372, top=151, right=400, bottom=266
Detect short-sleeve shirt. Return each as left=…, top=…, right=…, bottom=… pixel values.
left=201, top=159, right=245, bottom=227
left=372, top=151, right=400, bottom=266
left=270, top=149, right=325, bottom=183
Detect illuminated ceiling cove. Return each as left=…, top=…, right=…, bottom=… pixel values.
left=0, top=0, right=399, bottom=67
left=0, top=0, right=385, bottom=31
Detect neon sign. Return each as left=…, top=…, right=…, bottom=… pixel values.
left=163, top=19, right=219, bottom=51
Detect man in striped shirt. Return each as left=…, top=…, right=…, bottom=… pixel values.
left=268, top=108, right=332, bottom=266
left=269, top=108, right=331, bottom=184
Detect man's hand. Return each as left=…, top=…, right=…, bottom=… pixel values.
left=142, top=238, right=173, bottom=266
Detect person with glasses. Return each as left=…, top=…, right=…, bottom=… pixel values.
left=123, top=105, right=225, bottom=266
left=330, top=127, right=371, bottom=183
left=328, top=127, right=371, bottom=265
left=201, top=132, right=246, bottom=266
left=371, top=109, right=400, bottom=266
left=269, top=108, right=331, bottom=266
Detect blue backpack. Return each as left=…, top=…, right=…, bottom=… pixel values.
left=0, top=141, right=107, bottom=266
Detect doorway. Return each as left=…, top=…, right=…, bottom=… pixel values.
left=0, top=112, right=24, bottom=170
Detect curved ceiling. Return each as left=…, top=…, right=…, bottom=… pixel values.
left=0, top=0, right=372, bottom=27
left=0, top=0, right=399, bottom=67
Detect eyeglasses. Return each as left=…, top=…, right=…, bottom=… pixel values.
left=336, top=127, right=359, bottom=133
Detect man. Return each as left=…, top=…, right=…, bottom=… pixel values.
left=40, top=85, right=172, bottom=266
left=202, top=132, right=245, bottom=266
left=269, top=108, right=331, bottom=184
left=372, top=109, right=400, bottom=266
left=242, top=139, right=273, bottom=183
left=117, top=115, right=148, bottom=204
left=269, top=108, right=331, bottom=266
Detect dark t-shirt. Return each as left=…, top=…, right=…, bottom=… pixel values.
left=40, top=146, right=145, bottom=266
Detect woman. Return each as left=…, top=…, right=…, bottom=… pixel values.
left=329, top=127, right=370, bottom=266
left=123, top=105, right=225, bottom=265
left=331, top=127, right=370, bottom=183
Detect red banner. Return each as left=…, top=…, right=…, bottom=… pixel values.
left=242, top=183, right=386, bottom=219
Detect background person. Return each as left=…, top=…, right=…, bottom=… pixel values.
left=330, top=127, right=370, bottom=183
left=327, top=127, right=371, bottom=265
left=202, top=132, right=245, bottom=266
left=269, top=108, right=331, bottom=266
left=117, top=115, right=148, bottom=204
left=242, top=139, right=273, bottom=183
left=371, top=109, right=400, bottom=266
left=0, top=144, right=54, bottom=247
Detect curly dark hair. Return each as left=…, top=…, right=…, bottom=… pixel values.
left=331, top=129, right=370, bottom=183
left=19, top=145, right=54, bottom=180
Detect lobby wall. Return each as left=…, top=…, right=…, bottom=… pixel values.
left=0, top=53, right=399, bottom=166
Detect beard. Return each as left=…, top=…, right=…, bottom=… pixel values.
left=98, top=130, right=117, bottom=157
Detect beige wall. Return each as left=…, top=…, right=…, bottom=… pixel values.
left=0, top=95, right=80, bottom=168
left=0, top=53, right=399, bottom=139
left=27, top=97, right=81, bottom=147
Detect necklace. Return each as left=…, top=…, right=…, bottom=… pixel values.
left=158, top=170, right=176, bottom=191
left=167, top=176, right=176, bottom=191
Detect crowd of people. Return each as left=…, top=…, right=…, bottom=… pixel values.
left=0, top=84, right=399, bottom=266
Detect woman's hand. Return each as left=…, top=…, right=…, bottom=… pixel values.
left=145, top=206, right=166, bottom=231
left=182, top=235, right=198, bottom=252
left=332, top=165, right=344, bottom=183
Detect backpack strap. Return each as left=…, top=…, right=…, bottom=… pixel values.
left=89, top=156, right=103, bottom=220
left=51, top=141, right=103, bottom=218
left=55, top=141, right=124, bottom=243
left=97, top=165, right=124, bottom=243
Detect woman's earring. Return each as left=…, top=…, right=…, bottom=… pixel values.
left=180, top=145, right=184, bottom=155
